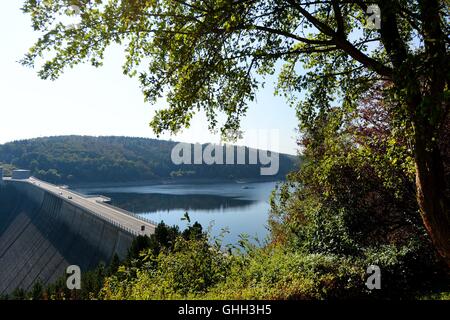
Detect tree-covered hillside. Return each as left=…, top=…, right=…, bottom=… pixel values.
left=0, top=136, right=297, bottom=184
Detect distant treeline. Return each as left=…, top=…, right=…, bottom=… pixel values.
left=0, top=136, right=299, bottom=184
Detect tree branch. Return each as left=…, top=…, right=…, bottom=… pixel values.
left=287, top=0, right=393, bottom=78
left=378, top=1, right=408, bottom=69
left=332, top=0, right=345, bottom=36
left=252, top=25, right=333, bottom=45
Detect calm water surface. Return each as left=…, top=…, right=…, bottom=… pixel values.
left=76, top=181, right=278, bottom=245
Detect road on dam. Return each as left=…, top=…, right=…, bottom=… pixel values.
left=24, top=177, right=157, bottom=236
left=0, top=176, right=158, bottom=294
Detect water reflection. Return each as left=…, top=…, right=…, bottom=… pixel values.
left=78, top=181, right=277, bottom=245
left=102, top=193, right=256, bottom=213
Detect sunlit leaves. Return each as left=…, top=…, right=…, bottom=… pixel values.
left=21, top=0, right=448, bottom=143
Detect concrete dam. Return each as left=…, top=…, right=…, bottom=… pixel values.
left=0, top=177, right=156, bottom=295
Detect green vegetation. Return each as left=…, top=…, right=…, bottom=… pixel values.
left=15, top=225, right=447, bottom=300
left=268, top=94, right=449, bottom=298
left=99, top=239, right=364, bottom=300
left=0, top=163, right=15, bottom=177
left=0, top=136, right=297, bottom=183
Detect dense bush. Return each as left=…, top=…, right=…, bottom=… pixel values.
left=6, top=220, right=448, bottom=300
left=101, top=237, right=232, bottom=299
left=268, top=89, right=449, bottom=298
left=99, top=234, right=368, bottom=300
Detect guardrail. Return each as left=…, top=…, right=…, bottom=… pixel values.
left=85, top=205, right=141, bottom=237
left=64, top=188, right=111, bottom=202
left=56, top=190, right=143, bottom=236
left=99, top=202, right=159, bottom=227
left=27, top=178, right=153, bottom=237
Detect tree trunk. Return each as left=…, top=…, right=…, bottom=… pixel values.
left=414, top=129, right=450, bottom=267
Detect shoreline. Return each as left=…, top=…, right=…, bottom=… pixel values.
left=70, top=177, right=284, bottom=189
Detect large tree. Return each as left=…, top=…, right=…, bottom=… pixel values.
left=22, top=0, right=449, bottom=264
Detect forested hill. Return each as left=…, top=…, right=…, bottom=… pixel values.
left=0, top=136, right=298, bottom=184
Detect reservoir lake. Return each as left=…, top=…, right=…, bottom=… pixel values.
left=76, top=181, right=278, bottom=246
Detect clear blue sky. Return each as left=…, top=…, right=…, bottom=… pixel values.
left=0, top=1, right=299, bottom=155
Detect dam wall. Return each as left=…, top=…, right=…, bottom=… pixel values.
left=0, top=181, right=135, bottom=295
